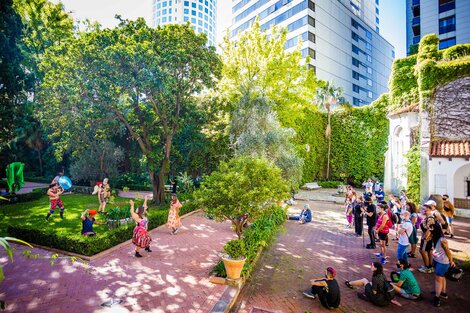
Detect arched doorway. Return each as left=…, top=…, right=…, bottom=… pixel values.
left=453, top=163, right=470, bottom=209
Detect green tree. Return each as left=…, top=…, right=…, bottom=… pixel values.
left=314, top=81, right=344, bottom=179
left=38, top=19, right=221, bottom=203
left=219, top=20, right=316, bottom=127
left=195, top=156, right=288, bottom=239
left=0, top=0, right=26, bottom=148
left=231, top=94, right=303, bottom=191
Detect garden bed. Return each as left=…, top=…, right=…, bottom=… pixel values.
left=2, top=194, right=198, bottom=256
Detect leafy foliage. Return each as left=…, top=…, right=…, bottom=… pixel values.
left=405, top=144, right=421, bottom=204
left=389, top=55, right=419, bottom=108
left=195, top=156, right=288, bottom=239
left=441, top=44, right=470, bottom=60
left=223, top=239, right=246, bottom=260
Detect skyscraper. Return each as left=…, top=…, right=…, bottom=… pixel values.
left=153, top=0, right=217, bottom=46
left=230, top=0, right=394, bottom=106
left=406, top=0, right=470, bottom=55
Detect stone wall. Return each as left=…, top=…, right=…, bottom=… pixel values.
left=431, top=76, right=470, bottom=141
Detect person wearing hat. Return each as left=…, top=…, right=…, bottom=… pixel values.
left=303, top=267, right=341, bottom=309
left=425, top=199, right=447, bottom=230
left=361, top=196, right=377, bottom=249
left=81, top=209, right=103, bottom=236
left=418, top=204, right=436, bottom=273
left=391, top=259, right=421, bottom=300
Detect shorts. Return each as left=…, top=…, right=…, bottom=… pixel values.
left=420, top=238, right=433, bottom=252
left=399, top=288, right=420, bottom=300
left=446, top=216, right=453, bottom=225
left=50, top=198, right=64, bottom=209
left=433, top=261, right=450, bottom=277
left=378, top=232, right=388, bottom=241
left=99, top=193, right=106, bottom=204
left=409, top=226, right=418, bottom=245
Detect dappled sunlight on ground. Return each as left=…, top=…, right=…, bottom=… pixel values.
left=0, top=212, right=236, bottom=312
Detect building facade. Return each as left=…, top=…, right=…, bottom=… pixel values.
left=153, top=0, right=217, bottom=46
left=230, top=0, right=395, bottom=106
left=406, top=0, right=470, bottom=55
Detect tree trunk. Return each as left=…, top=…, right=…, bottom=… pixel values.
left=156, top=134, right=174, bottom=204
left=36, top=149, right=43, bottom=176
left=149, top=169, right=160, bottom=203
left=326, top=110, right=331, bottom=179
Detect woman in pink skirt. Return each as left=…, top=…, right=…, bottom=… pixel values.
left=167, top=193, right=182, bottom=235
left=130, top=196, right=152, bottom=257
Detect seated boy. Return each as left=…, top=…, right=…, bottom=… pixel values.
left=81, top=210, right=104, bottom=236
left=303, top=267, right=341, bottom=309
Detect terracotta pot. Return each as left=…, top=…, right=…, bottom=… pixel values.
left=222, top=257, right=246, bottom=280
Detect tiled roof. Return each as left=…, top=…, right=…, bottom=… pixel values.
left=388, top=103, right=419, bottom=117
left=430, top=140, right=470, bottom=158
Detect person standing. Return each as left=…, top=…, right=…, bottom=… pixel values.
left=130, top=197, right=152, bottom=257
left=45, top=183, right=65, bottom=221
left=400, top=190, right=409, bottom=209
left=375, top=186, right=385, bottom=203
left=167, top=193, right=182, bottom=235
left=396, top=211, right=413, bottom=262
left=345, top=199, right=354, bottom=229
left=169, top=178, right=177, bottom=194
left=98, top=178, right=110, bottom=214
left=353, top=195, right=364, bottom=237
left=407, top=202, right=419, bottom=258
left=303, top=267, right=341, bottom=309
left=375, top=203, right=390, bottom=264
left=418, top=205, right=436, bottom=274
left=432, top=224, right=455, bottom=307
left=362, top=197, right=377, bottom=249
left=442, top=195, right=455, bottom=238
left=374, top=180, right=381, bottom=193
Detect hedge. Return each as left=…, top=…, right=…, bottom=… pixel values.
left=0, top=188, right=45, bottom=205
left=7, top=199, right=199, bottom=256
left=213, top=205, right=286, bottom=278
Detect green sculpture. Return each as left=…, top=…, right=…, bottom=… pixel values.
left=6, top=162, right=24, bottom=193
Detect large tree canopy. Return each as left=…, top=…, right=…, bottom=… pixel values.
left=38, top=19, right=221, bottom=202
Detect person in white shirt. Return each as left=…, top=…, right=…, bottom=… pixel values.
left=396, top=211, right=413, bottom=262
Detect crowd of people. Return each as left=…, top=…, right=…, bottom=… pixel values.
left=301, top=180, right=459, bottom=309
left=45, top=175, right=183, bottom=257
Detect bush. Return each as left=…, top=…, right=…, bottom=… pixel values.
left=0, top=188, right=45, bottom=205
left=213, top=205, right=286, bottom=278
left=317, top=180, right=344, bottom=188
left=223, top=239, right=245, bottom=260
left=441, top=44, right=470, bottom=60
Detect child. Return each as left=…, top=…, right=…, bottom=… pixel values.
left=80, top=210, right=104, bottom=236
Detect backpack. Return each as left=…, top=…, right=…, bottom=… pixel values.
left=384, top=279, right=395, bottom=301
left=387, top=209, right=396, bottom=226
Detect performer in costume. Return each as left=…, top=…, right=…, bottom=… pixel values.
left=97, top=178, right=110, bottom=213
left=46, top=183, right=65, bottom=220
left=80, top=209, right=104, bottom=236
left=130, top=196, right=152, bottom=257
left=167, top=193, right=182, bottom=235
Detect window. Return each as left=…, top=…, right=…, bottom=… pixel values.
left=392, top=50, right=395, bottom=58
left=376, top=17, right=379, bottom=24
left=198, top=19, right=202, bottom=26
left=376, top=7, right=379, bottom=14
left=162, top=9, right=167, bottom=14
left=184, top=16, right=189, bottom=21
left=439, top=37, right=456, bottom=49
left=353, top=84, right=360, bottom=93
left=191, top=17, right=196, bottom=23
left=365, top=42, right=372, bottom=51
left=157, top=3, right=161, bottom=9
left=352, top=31, right=359, bottom=41
left=169, top=16, right=172, bottom=22
left=376, top=26, right=380, bottom=32
left=367, top=67, right=372, bottom=74
left=439, top=16, right=456, bottom=34
left=365, top=30, right=372, bottom=39
left=157, top=11, right=161, bottom=17
left=199, top=4, right=203, bottom=10
left=439, top=0, right=455, bottom=13
left=367, top=79, right=372, bottom=86
left=368, top=91, right=373, bottom=98
left=199, top=12, right=203, bottom=18
left=352, top=57, right=360, bottom=67
left=184, top=8, right=189, bottom=14
left=192, top=2, right=196, bottom=8
left=184, top=1, right=189, bottom=6
left=352, top=44, right=359, bottom=54
left=192, top=10, right=196, bottom=15
left=353, top=97, right=360, bottom=106
left=204, top=15, right=208, bottom=21
left=376, top=0, right=379, bottom=4
left=301, top=48, right=315, bottom=59
left=163, top=1, right=167, bottom=7
left=351, top=18, right=358, bottom=29
left=162, top=17, right=167, bottom=22
left=352, top=71, right=360, bottom=80
left=366, top=54, right=372, bottom=63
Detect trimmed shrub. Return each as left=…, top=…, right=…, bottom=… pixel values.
left=0, top=188, right=45, bottom=205
left=317, top=181, right=345, bottom=188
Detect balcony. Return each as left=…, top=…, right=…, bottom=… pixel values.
left=439, top=1, right=455, bottom=13
left=412, top=16, right=420, bottom=25
left=412, top=0, right=420, bottom=6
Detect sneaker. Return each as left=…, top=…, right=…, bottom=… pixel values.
left=145, top=247, right=152, bottom=252
left=439, top=292, right=448, bottom=299
left=428, top=267, right=434, bottom=273
left=418, top=266, right=427, bottom=273
left=424, top=268, right=433, bottom=274
left=357, top=293, right=368, bottom=301
left=303, top=290, right=316, bottom=299
left=407, top=253, right=417, bottom=258
left=374, top=253, right=382, bottom=257
left=433, top=296, right=441, bottom=307
left=381, top=258, right=388, bottom=264
left=173, top=228, right=179, bottom=234
left=450, top=234, right=454, bottom=238
left=135, top=252, right=143, bottom=258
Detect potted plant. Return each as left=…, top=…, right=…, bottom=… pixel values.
left=222, top=239, right=246, bottom=280
left=106, top=207, right=132, bottom=229
left=195, top=157, right=288, bottom=279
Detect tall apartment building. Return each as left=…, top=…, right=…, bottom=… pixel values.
left=230, top=0, right=394, bottom=106
left=406, top=0, right=470, bottom=55
left=153, top=0, right=217, bottom=46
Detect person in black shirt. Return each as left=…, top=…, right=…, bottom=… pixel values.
left=362, top=196, right=377, bottom=249
left=169, top=178, right=177, bottom=194
left=353, top=195, right=364, bottom=237
left=345, top=262, right=390, bottom=307
left=303, top=267, right=341, bottom=309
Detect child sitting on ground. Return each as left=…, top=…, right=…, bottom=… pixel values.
left=81, top=210, right=104, bottom=236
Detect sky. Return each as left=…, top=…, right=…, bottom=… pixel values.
left=51, top=0, right=406, bottom=58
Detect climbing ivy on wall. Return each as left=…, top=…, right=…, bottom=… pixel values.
left=405, top=144, right=421, bottom=204
left=293, top=95, right=389, bottom=186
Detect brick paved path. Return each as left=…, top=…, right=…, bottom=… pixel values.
left=0, top=212, right=236, bottom=313
left=233, top=201, right=470, bottom=313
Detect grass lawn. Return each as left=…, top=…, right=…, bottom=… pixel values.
left=0, top=193, right=182, bottom=256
